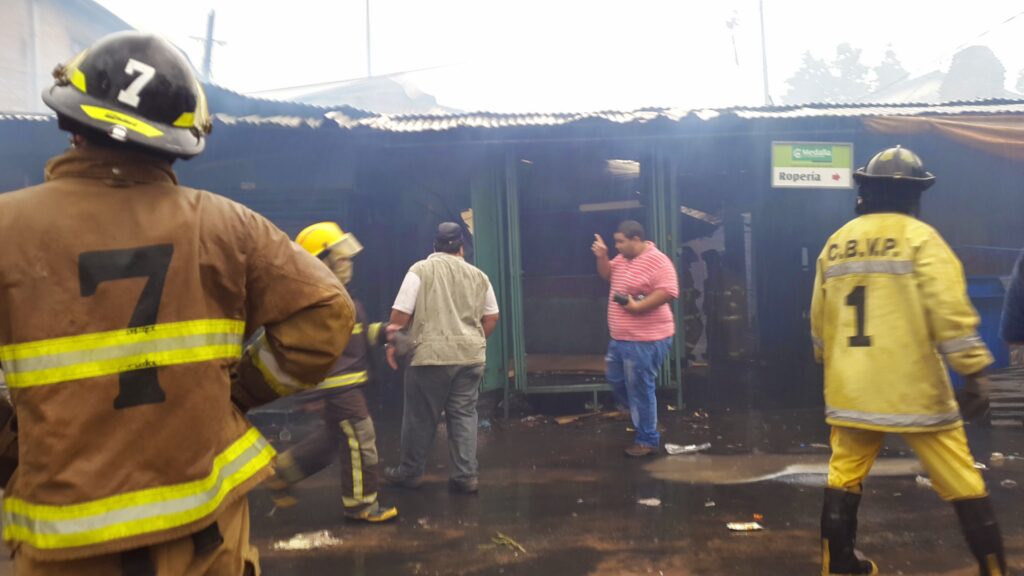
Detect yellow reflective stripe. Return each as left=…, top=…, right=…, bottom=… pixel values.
left=352, top=323, right=364, bottom=335
left=2, top=428, right=275, bottom=549
left=317, top=371, right=369, bottom=390
left=172, top=112, right=195, bottom=128
left=342, top=493, right=377, bottom=508
left=0, top=320, right=244, bottom=388
left=79, top=105, right=164, bottom=138
left=247, top=333, right=309, bottom=397
left=340, top=420, right=363, bottom=503
left=71, top=69, right=87, bottom=93
left=367, top=322, right=382, bottom=345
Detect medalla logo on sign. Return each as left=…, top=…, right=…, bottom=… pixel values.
left=792, top=146, right=833, bottom=163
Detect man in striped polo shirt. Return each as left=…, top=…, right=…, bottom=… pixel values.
left=593, top=221, right=679, bottom=457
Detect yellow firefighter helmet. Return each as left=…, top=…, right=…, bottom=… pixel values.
left=296, top=222, right=363, bottom=259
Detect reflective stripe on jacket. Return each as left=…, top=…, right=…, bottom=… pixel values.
left=810, top=213, right=993, bottom=432
left=0, top=146, right=353, bottom=560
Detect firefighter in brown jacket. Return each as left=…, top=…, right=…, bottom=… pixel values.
left=267, top=222, right=398, bottom=523
left=0, top=32, right=354, bottom=575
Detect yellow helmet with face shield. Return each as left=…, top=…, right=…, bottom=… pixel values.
left=296, top=222, right=363, bottom=285
left=296, top=222, right=363, bottom=259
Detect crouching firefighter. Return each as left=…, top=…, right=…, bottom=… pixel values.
left=0, top=31, right=354, bottom=575
left=811, top=146, right=1007, bottom=575
left=267, top=222, right=398, bottom=523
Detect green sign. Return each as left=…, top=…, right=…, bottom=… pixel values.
left=772, top=141, right=853, bottom=188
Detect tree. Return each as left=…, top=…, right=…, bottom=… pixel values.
left=784, top=52, right=835, bottom=104
left=874, top=47, right=909, bottom=92
left=939, top=45, right=1006, bottom=102
left=783, top=43, right=871, bottom=104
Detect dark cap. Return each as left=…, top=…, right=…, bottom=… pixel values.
left=434, top=222, right=464, bottom=253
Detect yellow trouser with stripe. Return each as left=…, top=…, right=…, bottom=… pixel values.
left=275, top=387, right=379, bottom=511
left=828, top=425, right=987, bottom=500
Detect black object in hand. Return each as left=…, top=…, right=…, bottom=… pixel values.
left=613, top=293, right=629, bottom=306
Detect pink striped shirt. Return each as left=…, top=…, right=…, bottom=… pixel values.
left=608, top=242, right=679, bottom=341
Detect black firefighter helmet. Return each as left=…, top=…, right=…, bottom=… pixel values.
left=42, top=31, right=211, bottom=159
left=853, top=145, right=935, bottom=192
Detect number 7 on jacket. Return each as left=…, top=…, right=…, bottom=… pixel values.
left=79, top=244, right=174, bottom=409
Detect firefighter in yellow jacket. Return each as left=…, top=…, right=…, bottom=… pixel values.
left=811, top=146, right=1006, bottom=575
left=0, top=32, right=354, bottom=574
left=267, top=222, right=398, bottom=523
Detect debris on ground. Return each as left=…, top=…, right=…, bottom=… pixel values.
left=726, top=522, right=764, bottom=532
left=915, top=475, right=933, bottom=488
left=479, top=419, right=492, bottom=431
left=555, top=412, right=599, bottom=425
left=272, top=530, right=343, bottom=551
left=974, top=461, right=989, bottom=470
left=637, top=498, right=662, bottom=507
left=990, top=452, right=1005, bottom=467
left=704, top=501, right=716, bottom=508
left=1001, top=479, right=1018, bottom=489
left=753, top=513, right=764, bottom=522
left=809, top=443, right=829, bottom=449
left=576, top=498, right=584, bottom=504
left=492, top=531, right=528, bottom=554
left=667, top=405, right=678, bottom=412
left=665, top=442, right=712, bottom=455
left=520, top=415, right=544, bottom=427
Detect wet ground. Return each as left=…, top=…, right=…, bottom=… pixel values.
left=0, top=400, right=1019, bottom=575
left=249, top=404, right=1024, bottom=576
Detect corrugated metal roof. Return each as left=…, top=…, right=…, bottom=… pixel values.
left=5, top=99, right=1024, bottom=134
left=0, top=113, right=53, bottom=122
left=328, top=98, right=1024, bottom=133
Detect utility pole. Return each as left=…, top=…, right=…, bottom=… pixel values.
left=190, top=11, right=225, bottom=82
left=759, top=0, right=773, bottom=105
left=366, top=0, right=372, bottom=77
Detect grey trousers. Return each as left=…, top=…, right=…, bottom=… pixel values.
left=397, top=363, right=484, bottom=482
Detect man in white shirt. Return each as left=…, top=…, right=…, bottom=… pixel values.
left=384, top=223, right=499, bottom=494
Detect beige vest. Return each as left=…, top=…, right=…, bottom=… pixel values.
left=408, top=253, right=491, bottom=366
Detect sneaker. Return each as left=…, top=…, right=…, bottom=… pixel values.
left=345, top=502, right=399, bottom=523
left=625, top=444, right=658, bottom=458
left=448, top=477, right=479, bottom=494
left=383, top=466, right=423, bottom=489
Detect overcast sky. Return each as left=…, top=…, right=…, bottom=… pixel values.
left=95, top=0, right=1024, bottom=112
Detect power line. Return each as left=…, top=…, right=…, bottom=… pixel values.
left=867, top=7, right=1024, bottom=99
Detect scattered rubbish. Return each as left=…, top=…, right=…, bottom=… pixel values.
left=665, top=442, right=712, bottom=455
left=492, top=531, right=528, bottom=554
left=1001, top=479, right=1018, bottom=489
left=990, top=452, right=1006, bottom=467
left=637, top=498, right=662, bottom=507
left=809, top=443, right=829, bottom=449
left=272, top=530, right=343, bottom=551
left=576, top=498, right=584, bottom=504
left=753, top=513, right=764, bottom=522
left=478, top=419, right=492, bottom=431
left=726, top=522, right=764, bottom=532
left=915, top=475, right=933, bottom=488
left=555, top=412, right=603, bottom=425
left=704, top=501, right=716, bottom=508
left=667, top=405, right=678, bottom=412
left=974, top=461, right=989, bottom=471
left=417, top=517, right=429, bottom=526
left=893, top=492, right=903, bottom=497
left=520, top=415, right=543, bottom=427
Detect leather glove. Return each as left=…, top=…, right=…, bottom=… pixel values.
left=956, top=372, right=991, bottom=422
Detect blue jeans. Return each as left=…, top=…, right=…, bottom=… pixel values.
left=606, top=337, right=673, bottom=448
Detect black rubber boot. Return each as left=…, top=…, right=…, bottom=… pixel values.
left=953, top=497, right=1007, bottom=576
left=821, top=488, right=879, bottom=575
